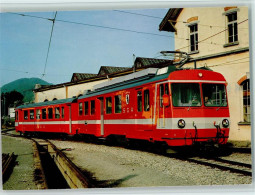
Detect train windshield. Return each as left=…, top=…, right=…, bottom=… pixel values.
left=171, top=83, right=201, bottom=107
left=202, top=84, right=227, bottom=107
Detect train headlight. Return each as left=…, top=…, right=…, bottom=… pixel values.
left=222, top=119, right=229, bottom=128
left=177, top=119, right=185, bottom=128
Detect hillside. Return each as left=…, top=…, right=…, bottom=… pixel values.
left=1, top=78, right=52, bottom=103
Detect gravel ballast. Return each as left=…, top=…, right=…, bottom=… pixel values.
left=50, top=140, right=252, bottom=187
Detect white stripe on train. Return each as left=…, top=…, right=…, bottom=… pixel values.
left=18, top=117, right=229, bottom=129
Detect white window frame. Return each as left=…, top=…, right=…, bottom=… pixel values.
left=226, top=12, right=238, bottom=43
left=188, top=22, right=199, bottom=53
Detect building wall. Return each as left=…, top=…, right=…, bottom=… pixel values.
left=35, top=78, right=113, bottom=103
left=175, top=6, right=249, bottom=56
left=174, top=6, right=250, bottom=141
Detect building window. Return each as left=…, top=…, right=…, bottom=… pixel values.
left=55, top=107, right=60, bottom=119
left=90, top=100, right=95, bottom=115
left=137, top=91, right=142, bottom=112
left=242, top=80, right=250, bottom=123
left=115, top=95, right=122, bottom=113
left=106, top=97, right=112, bottom=114
left=79, top=102, right=83, bottom=115
left=189, top=23, right=198, bottom=52
left=144, top=90, right=150, bottom=111
left=84, top=101, right=89, bottom=115
left=227, top=12, right=238, bottom=43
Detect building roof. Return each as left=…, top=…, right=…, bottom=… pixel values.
left=34, top=57, right=173, bottom=93
left=134, top=57, right=172, bottom=68
left=159, top=8, right=183, bottom=32
left=71, top=73, right=97, bottom=82
left=98, top=66, right=130, bottom=76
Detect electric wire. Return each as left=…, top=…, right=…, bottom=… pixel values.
left=41, top=12, right=57, bottom=78
left=113, top=10, right=164, bottom=19
left=7, top=12, right=173, bottom=38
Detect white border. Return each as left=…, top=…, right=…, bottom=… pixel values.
left=0, top=1, right=254, bottom=195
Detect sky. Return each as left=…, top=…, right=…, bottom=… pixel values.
left=0, top=8, right=174, bottom=86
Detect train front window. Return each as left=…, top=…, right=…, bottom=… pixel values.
left=202, top=84, right=227, bottom=107
left=171, top=83, right=201, bottom=107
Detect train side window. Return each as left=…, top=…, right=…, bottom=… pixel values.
left=61, top=107, right=64, bottom=118
left=79, top=102, right=83, bottom=115
left=106, top=97, right=112, bottom=114
left=30, top=110, right=34, bottom=119
left=137, top=91, right=142, bottom=112
left=144, top=90, right=150, bottom=111
left=48, top=108, right=53, bottom=119
left=91, top=100, right=95, bottom=115
left=114, top=95, right=121, bottom=113
left=24, top=110, right=28, bottom=120
left=42, top=109, right=47, bottom=119
left=84, top=101, right=89, bottom=115
left=160, top=84, right=164, bottom=107
left=36, top=109, right=41, bottom=119
left=55, top=107, right=60, bottom=119
left=165, top=83, right=169, bottom=95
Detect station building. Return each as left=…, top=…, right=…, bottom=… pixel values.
left=159, top=7, right=250, bottom=142
left=34, top=57, right=172, bottom=102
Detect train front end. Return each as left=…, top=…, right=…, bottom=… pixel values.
left=160, top=68, right=230, bottom=147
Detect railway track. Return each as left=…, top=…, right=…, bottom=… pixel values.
left=2, top=131, right=92, bottom=189
left=176, top=156, right=252, bottom=177
left=2, top=152, right=16, bottom=180
left=2, top=130, right=252, bottom=181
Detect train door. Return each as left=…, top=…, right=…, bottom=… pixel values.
left=156, top=83, right=170, bottom=129
left=98, top=97, right=104, bottom=136
left=67, top=104, right=72, bottom=134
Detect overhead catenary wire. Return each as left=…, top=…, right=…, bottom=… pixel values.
left=7, top=12, right=174, bottom=39
left=0, top=67, right=71, bottom=77
left=11, top=12, right=244, bottom=45
left=113, top=10, right=164, bottom=19
left=42, top=11, right=57, bottom=79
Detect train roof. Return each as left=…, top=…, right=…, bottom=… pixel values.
left=78, top=66, right=213, bottom=99
left=78, top=66, right=176, bottom=99
left=16, top=97, right=77, bottom=109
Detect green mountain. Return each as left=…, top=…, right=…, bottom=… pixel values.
left=1, top=78, right=52, bottom=103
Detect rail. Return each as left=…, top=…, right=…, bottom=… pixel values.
left=32, top=138, right=91, bottom=188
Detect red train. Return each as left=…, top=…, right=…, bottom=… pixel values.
left=15, top=66, right=230, bottom=147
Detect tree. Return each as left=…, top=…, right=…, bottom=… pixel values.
left=1, top=90, right=24, bottom=117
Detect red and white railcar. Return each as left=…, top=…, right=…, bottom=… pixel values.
left=15, top=66, right=230, bottom=146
